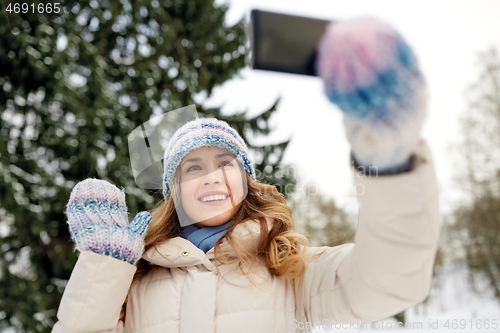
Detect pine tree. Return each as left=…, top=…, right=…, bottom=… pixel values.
left=0, top=0, right=295, bottom=331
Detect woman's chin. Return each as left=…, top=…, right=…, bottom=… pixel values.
left=194, top=215, right=231, bottom=228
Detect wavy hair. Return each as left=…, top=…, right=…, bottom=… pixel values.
left=119, top=163, right=326, bottom=321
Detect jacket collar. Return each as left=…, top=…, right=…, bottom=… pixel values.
left=142, top=218, right=273, bottom=270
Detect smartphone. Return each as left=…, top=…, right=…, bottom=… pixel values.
left=249, top=10, right=332, bottom=76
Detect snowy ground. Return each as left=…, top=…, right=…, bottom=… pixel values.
left=311, top=263, right=500, bottom=332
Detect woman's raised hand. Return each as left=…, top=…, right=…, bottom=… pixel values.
left=65, top=178, right=152, bottom=266
left=316, top=17, right=427, bottom=171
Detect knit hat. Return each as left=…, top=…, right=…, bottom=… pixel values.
left=162, top=117, right=256, bottom=200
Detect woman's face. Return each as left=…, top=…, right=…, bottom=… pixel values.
left=179, top=146, right=246, bottom=228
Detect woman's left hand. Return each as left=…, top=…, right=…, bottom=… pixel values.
left=316, top=16, right=427, bottom=171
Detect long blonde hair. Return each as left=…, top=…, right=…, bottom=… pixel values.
left=119, top=166, right=326, bottom=321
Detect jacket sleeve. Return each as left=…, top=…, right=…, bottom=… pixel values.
left=295, top=138, right=441, bottom=324
left=51, top=251, right=137, bottom=333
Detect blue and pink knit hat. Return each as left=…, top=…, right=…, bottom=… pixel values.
left=162, top=117, right=256, bottom=200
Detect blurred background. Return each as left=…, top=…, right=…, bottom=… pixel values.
left=1, top=0, right=500, bottom=331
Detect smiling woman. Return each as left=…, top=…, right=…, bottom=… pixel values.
left=179, top=146, right=247, bottom=228
left=53, top=116, right=440, bottom=333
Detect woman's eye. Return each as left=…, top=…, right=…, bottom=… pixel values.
left=186, top=165, right=200, bottom=172
left=186, top=161, right=232, bottom=172
left=219, top=161, right=233, bottom=168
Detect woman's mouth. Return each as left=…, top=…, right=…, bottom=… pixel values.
left=198, top=194, right=230, bottom=206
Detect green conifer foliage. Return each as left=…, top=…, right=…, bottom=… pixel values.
left=0, top=1, right=295, bottom=331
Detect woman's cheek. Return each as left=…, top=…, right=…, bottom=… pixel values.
left=229, top=173, right=241, bottom=191
left=232, top=178, right=245, bottom=202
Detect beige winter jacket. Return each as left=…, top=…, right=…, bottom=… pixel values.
left=52, top=138, right=441, bottom=333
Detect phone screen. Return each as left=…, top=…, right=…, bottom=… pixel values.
left=250, top=10, right=331, bottom=76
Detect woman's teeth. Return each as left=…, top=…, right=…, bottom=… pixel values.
left=200, top=195, right=227, bottom=202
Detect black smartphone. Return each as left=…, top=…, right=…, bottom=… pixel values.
left=249, top=9, right=332, bottom=76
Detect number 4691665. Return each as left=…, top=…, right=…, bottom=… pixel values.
left=444, top=319, right=498, bottom=330
left=6, top=3, right=61, bottom=14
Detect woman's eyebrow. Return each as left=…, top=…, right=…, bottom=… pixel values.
left=182, top=153, right=235, bottom=167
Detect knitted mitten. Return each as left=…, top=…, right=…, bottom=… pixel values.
left=316, top=17, right=427, bottom=171
left=65, top=178, right=152, bottom=266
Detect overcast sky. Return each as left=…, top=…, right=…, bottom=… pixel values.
left=203, top=0, right=500, bottom=216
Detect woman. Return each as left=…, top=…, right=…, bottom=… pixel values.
left=52, top=16, right=441, bottom=333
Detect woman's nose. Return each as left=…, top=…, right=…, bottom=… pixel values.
left=202, top=168, right=224, bottom=185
